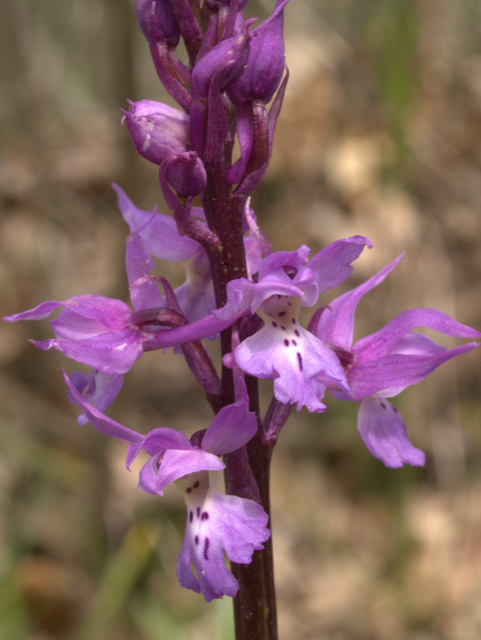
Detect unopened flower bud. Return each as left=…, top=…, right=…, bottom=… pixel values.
left=123, top=100, right=190, bottom=165
left=192, top=31, right=250, bottom=98
left=164, top=151, right=207, bottom=197
left=136, top=0, right=180, bottom=46
left=228, top=0, right=289, bottom=105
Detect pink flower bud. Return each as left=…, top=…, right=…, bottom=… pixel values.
left=164, top=152, right=207, bottom=197
left=123, top=100, right=190, bottom=165
left=135, top=0, right=180, bottom=46
left=228, top=0, right=289, bottom=105
left=191, top=31, right=250, bottom=98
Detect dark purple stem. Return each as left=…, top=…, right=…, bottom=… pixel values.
left=156, top=276, right=223, bottom=413
left=201, top=160, right=278, bottom=639
left=263, top=396, right=293, bottom=444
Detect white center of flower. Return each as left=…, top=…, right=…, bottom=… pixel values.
left=175, top=470, right=216, bottom=562
left=258, top=295, right=305, bottom=370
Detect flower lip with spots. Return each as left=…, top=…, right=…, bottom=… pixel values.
left=217, top=236, right=372, bottom=412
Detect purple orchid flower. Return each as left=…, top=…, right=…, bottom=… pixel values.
left=113, top=183, right=201, bottom=262
left=313, top=254, right=481, bottom=468
left=2, top=219, right=231, bottom=373
left=63, top=370, right=269, bottom=602
left=3, top=295, right=150, bottom=374
left=2, top=218, right=169, bottom=374
left=114, top=185, right=270, bottom=324
left=114, top=184, right=216, bottom=322
left=67, top=369, right=123, bottom=426
left=217, top=236, right=372, bottom=412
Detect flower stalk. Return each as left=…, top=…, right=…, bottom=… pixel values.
left=203, top=165, right=278, bottom=637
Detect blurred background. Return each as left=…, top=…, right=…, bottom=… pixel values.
left=1, top=1, right=481, bottom=638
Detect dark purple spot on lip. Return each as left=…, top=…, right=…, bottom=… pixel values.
left=203, top=538, right=210, bottom=560
left=392, top=405, right=398, bottom=413
left=380, top=401, right=387, bottom=409
left=193, top=480, right=200, bottom=489
left=194, top=535, right=199, bottom=545
left=287, top=301, right=292, bottom=306
left=280, top=326, right=286, bottom=330
left=272, top=321, right=278, bottom=328
left=284, top=339, right=289, bottom=346
left=292, top=318, right=296, bottom=324
left=186, top=487, right=192, bottom=493
left=292, top=340, right=297, bottom=346
left=196, top=507, right=201, bottom=518
left=294, top=329, right=300, bottom=337
left=278, top=311, right=286, bottom=317
left=201, top=512, right=209, bottom=520
left=297, top=352, right=303, bottom=371
left=189, top=511, right=193, bottom=523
